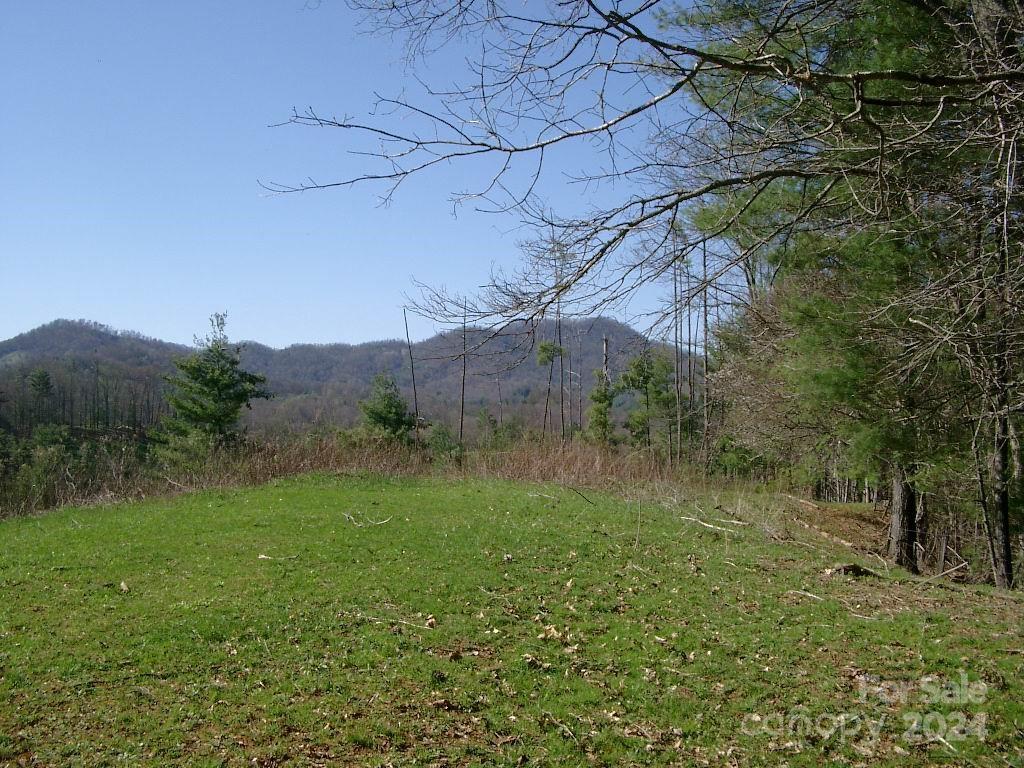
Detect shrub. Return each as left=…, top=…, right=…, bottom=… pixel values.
left=360, top=373, right=415, bottom=441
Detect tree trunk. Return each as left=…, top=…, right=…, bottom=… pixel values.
left=557, top=313, right=565, bottom=441
left=566, top=345, right=573, bottom=434
left=888, top=465, right=919, bottom=574
left=645, top=387, right=651, bottom=450
left=577, top=332, right=584, bottom=434
left=992, top=408, right=1015, bottom=587
left=978, top=0, right=1018, bottom=590
left=543, top=360, right=554, bottom=435
left=496, top=376, right=503, bottom=426
left=404, top=308, right=420, bottom=444
left=459, top=309, right=467, bottom=444
left=673, top=261, right=683, bottom=464
left=700, top=243, right=710, bottom=457
left=916, top=492, right=929, bottom=568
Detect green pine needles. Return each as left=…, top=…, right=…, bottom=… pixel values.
left=360, top=372, right=415, bottom=441
left=164, top=314, right=271, bottom=443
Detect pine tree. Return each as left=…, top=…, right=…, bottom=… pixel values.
left=587, top=369, right=614, bottom=445
left=164, top=314, right=271, bottom=442
left=360, top=373, right=415, bottom=441
left=27, top=369, right=54, bottom=426
left=619, top=351, right=675, bottom=451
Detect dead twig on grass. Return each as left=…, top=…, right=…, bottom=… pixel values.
left=569, top=487, right=595, bottom=505
left=787, top=589, right=824, bottom=601
left=341, top=512, right=393, bottom=527
left=786, top=588, right=879, bottom=621
left=782, top=493, right=824, bottom=512
left=340, top=610, right=435, bottom=631
left=541, top=711, right=579, bottom=744
left=682, top=507, right=739, bottom=534
left=914, top=561, right=970, bottom=589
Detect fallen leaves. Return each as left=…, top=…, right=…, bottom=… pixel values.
left=521, top=653, right=552, bottom=671
left=537, top=624, right=564, bottom=641
left=824, top=563, right=882, bottom=579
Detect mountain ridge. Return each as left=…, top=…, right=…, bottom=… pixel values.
left=0, top=318, right=678, bottom=434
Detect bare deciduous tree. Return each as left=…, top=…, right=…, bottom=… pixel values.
left=276, top=0, right=1023, bottom=585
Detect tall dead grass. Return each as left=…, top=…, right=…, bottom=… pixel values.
left=1, top=434, right=707, bottom=517
left=191, top=436, right=701, bottom=494
left=462, top=440, right=684, bottom=487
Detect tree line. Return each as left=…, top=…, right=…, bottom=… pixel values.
left=0, top=360, right=169, bottom=437
left=278, top=0, right=1023, bottom=586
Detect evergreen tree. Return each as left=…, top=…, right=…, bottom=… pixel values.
left=28, top=369, right=54, bottom=426
left=682, top=0, right=1001, bottom=576
left=360, top=372, right=415, bottom=441
left=619, top=351, right=675, bottom=450
left=587, top=368, right=614, bottom=445
left=164, top=314, right=271, bottom=442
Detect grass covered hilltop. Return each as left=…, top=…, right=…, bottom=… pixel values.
left=1, top=474, right=1021, bottom=766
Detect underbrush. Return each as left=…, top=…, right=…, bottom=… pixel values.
left=0, top=430, right=717, bottom=519
left=0, top=431, right=1007, bottom=589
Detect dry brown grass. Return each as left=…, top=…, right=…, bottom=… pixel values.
left=188, top=436, right=433, bottom=487
left=0, top=436, right=429, bottom=518
left=7, top=432, right=1010, bottom=587
left=2, top=434, right=710, bottom=518
left=461, top=440, right=674, bottom=486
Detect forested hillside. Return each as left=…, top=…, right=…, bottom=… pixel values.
left=0, top=317, right=670, bottom=436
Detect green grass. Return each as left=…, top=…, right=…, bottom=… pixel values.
left=1, top=474, right=1021, bottom=766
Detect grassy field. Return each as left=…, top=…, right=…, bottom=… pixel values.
left=1, top=474, right=1021, bottom=766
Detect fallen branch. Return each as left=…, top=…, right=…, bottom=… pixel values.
left=341, top=610, right=434, bottom=631
left=782, top=493, right=824, bottom=512
left=341, top=512, right=393, bottom=527
left=787, top=589, right=824, bottom=601
left=681, top=510, right=737, bottom=534
left=541, top=710, right=579, bottom=744
left=868, top=552, right=891, bottom=573
left=914, top=561, right=969, bottom=589
left=786, top=589, right=878, bottom=621
left=569, top=487, right=595, bottom=505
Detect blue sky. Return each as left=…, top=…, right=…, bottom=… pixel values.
left=3, top=1, right=618, bottom=346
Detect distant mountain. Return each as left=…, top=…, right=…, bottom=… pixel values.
left=0, top=320, right=187, bottom=372
left=0, top=318, right=681, bottom=435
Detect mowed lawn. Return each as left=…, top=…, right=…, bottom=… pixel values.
left=1, top=475, right=1021, bottom=767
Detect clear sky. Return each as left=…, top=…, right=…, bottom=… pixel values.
left=2, top=1, right=617, bottom=347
